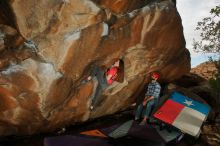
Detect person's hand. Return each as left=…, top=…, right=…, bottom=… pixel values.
left=87, top=76, right=92, bottom=81
left=106, top=74, right=112, bottom=81
left=131, top=103, right=136, bottom=106
left=148, top=96, right=154, bottom=100
left=142, top=100, right=147, bottom=106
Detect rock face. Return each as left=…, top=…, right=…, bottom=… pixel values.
left=202, top=113, right=220, bottom=146
left=0, top=0, right=190, bottom=136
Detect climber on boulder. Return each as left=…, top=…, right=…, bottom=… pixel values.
left=87, top=59, right=124, bottom=110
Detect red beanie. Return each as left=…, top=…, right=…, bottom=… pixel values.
left=152, top=72, right=159, bottom=79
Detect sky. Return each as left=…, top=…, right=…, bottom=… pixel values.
left=176, top=0, right=220, bottom=67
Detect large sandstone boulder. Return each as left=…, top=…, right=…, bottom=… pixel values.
left=0, top=0, right=190, bottom=136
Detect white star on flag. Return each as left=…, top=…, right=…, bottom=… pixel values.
left=183, top=100, right=194, bottom=106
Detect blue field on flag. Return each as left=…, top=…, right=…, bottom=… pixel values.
left=170, top=92, right=210, bottom=115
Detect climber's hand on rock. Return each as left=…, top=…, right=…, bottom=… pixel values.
left=87, top=76, right=92, bottom=81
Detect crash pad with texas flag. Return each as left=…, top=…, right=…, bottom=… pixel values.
left=154, top=91, right=210, bottom=137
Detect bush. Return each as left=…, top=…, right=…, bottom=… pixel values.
left=208, top=60, right=220, bottom=110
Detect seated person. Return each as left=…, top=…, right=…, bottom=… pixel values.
left=135, top=72, right=161, bottom=125
left=87, top=59, right=123, bottom=110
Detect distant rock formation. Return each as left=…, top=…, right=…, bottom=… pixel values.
left=0, top=0, right=190, bottom=136
left=191, top=61, right=218, bottom=80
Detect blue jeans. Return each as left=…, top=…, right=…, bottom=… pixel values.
left=90, top=66, right=108, bottom=106
left=135, top=99, right=155, bottom=119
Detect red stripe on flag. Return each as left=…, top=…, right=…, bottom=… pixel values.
left=154, top=99, right=184, bottom=124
